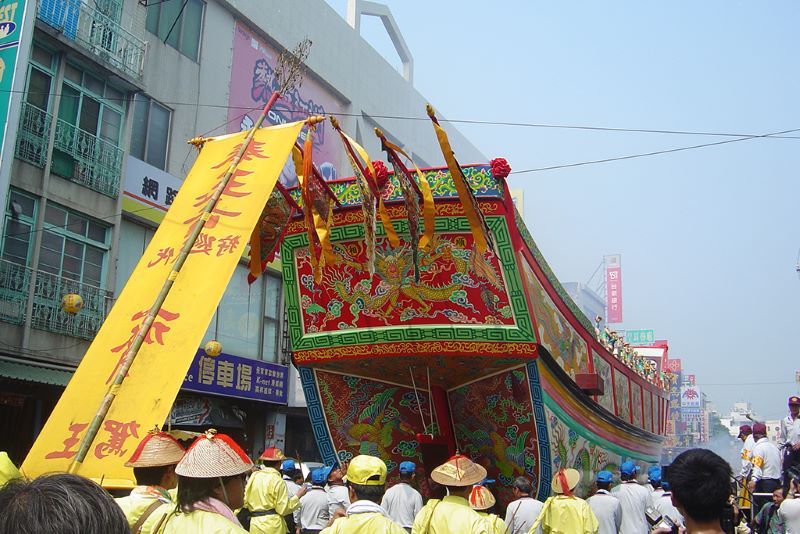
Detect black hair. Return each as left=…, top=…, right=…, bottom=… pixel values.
left=0, top=473, right=129, bottom=534
left=513, top=477, right=532, bottom=495
left=650, top=480, right=662, bottom=489
left=597, top=481, right=612, bottom=491
left=620, top=472, right=635, bottom=482
left=176, top=474, right=241, bottom=512
left=349, top=483, right=385, bottom=504
left=399, top=472, right=413, bottom=483
left=668, top=449, right=732, bottom=523
left=292, top=469, right=304, bottom=483
left=133, top=465, right=170, bottom=487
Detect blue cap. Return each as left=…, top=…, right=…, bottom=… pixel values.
left=399, top=461, right=416, bottom=474
left=596, top=470, right=613, bottom=483
left=312, top=465, right=334, bottom=485
left=281, top=459, right=296, bottom=471
left=661, top=481, right=670, bottom=491
left=620, top=461, right=640, bottom=476
left=648, top=466, right=662, bottom=483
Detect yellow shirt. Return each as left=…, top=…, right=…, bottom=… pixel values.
left=243, top=467, right=300, bottom=533
left=477, top=511, right=508, bottom=534
left=412, top=495, right=490, bottom=533
left=321, top=511, right=407, bottom=534
left=529, top=496, right=598, bottom=534
left=115, top=486, right=173, bottom=534
left=156, top=509, right=248, bottom=533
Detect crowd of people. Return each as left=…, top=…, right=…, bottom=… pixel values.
left=0, top=392, right=798, bottom=534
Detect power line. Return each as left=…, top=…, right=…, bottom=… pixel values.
left=509, top=128, right=800, bottom=174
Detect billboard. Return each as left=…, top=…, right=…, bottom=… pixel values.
left=604, top=254, right=623, bottom=323
left=680, top=386, right=701, bottom=409
left=624, top=329, right=654, bottom=345
left=227, top=21, right=345, bottom=187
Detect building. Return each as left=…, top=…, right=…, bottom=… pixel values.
left=563, top=282, right=605, bottom=325
left=0, top=0, right=485, bottom=464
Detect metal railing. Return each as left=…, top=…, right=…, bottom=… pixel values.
left=0, top=259, right=113, bottom=340
left=53, top=118, right=123, bottom=197
left=15, top=103, right=52, bottom=168
left=36, top=0, right=146, bottom=81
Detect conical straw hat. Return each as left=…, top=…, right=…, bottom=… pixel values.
left=175, top=429, right=253, bottom=478
left=431, top=455, right=487, bottom=487
left=469, top=485, right=496, bottom=510
left=125, top=431, right=185, bottom=468
left=551, top=468, right=581, bottom=494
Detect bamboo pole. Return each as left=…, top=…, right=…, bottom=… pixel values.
left=69, top=92, right=286, bottom=473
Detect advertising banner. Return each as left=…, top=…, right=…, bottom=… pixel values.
left=121, top=156, right=185, bottom=224
left=680, top=386, right=701, bottom=409
left=22, top=122, right=304, bottom=486
left=604, top=254, right=623, bottom=323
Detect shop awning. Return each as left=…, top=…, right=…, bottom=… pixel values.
left=0, top=360, right=73, bottom=386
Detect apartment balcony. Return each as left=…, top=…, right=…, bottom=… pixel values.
left=0, top=259, right=113, bottom=340
left=15, top=103, right=51, bottom=168
left=52, top=118, right=123, bottom=197
left=36, top=0, right=146, bottom=82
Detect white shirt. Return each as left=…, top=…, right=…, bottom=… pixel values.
left=504, top=496, right=544, bottom=534
left=751, top=437, right=782, bottom=481
left=782, top=416, right=800, bottom=447
left=284, top=476, right=302, bottom=497
left=587, top=490, right=622, bottom=534
left=654, top=492, right=684, bottom=527
left=380, top=482, right=423, bottom=528
left=327, top=484, right=351, bottom=518
left=298, top=486, right=330, bottom=529
left=611, top=481, right=653, bottom=534
left=780, top=498, right=800, bottom=534
left=740, top=434, right=756, bottom=478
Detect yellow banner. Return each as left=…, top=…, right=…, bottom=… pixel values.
left=22, top=121, right=305, bottom=487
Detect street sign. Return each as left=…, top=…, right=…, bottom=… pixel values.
left=624, top=329, right=655, bottom=345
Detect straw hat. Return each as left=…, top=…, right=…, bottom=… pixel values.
left=431, top=455, right=487, bottom=487
left=258, top=446, right=286, bottom=462
left=125, top=431, right=185, bottom=468
left=551, top=468, right=580, bottom=494
left=469, top=485, right=496, bottom=510
left=175, top=429, right=253, bottom=478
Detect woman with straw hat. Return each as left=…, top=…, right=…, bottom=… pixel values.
left=411, top=455, right=489, bottom=533
left=468, top=484, right=508, bottom=534
left=155, top=429, right=252, bottom=533
left=527, top=469, right=598, bottom=534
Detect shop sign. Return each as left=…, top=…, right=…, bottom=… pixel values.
left=183, top=349, right=288, bottom=404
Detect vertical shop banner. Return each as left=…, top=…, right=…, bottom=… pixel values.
left=227, top=21, right=344, bottom=187
left=604, top=254, right=623, bottom=323
left=22, top=122, right=304, bottom=486
left=0, top=0, right=27, bottom=159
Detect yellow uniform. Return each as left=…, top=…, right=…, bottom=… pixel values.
left=477, top=511, right=507, bottom=534
left=530, top=496, right=598, bottom=534
left=156, top=509, right=249, bottom=533
left=243, top=467, right=300, bottom=533
left=321, top=510, right=406, bottom=534
left=412, top=496, right=489, bottom=533
left=116, top=486, right=174, bottom=533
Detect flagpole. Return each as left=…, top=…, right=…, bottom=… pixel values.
left=68, top=39, right=315, bottom=473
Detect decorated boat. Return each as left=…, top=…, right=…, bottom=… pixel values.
left=278, top=112, right=669, bottom=506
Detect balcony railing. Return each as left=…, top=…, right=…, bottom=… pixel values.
left=0, top=259, right=113, bottom=340
left=36, top=0, right=146, bottom=81
left=53, top=118, right=123, bottom=198
left=15, top=103, right=52, bottom=168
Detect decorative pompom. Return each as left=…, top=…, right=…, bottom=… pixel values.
left=372, top=160, right=390, bottom=189
left=490, top=158, right=511, bottom=179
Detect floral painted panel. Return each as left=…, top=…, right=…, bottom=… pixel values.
left=631, top=383, right=643, bottom=429
left=592, top=351, right=615, bottom=414
left=614, top=368, right=631, bottom=423
left=643, top=390, right=653, bottom=433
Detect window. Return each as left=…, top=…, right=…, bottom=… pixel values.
left=38, top=203, right=110, bottom=286
left=58, top=64, right=126, bottom=146
left=262, top=272, right=282, bottom=362
left=131, top=94, right=171, bottom=170
left=2, top=190, right=37, bottom=266
left=146, top=0, right=204, bottom=61
left=25, top=44, right=56, bottom=112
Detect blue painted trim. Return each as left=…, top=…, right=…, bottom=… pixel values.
left=526, top=360, right=552, bottom=500
left=298, top=366, right=339, bottom=467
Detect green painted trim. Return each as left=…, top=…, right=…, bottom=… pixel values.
left=542, top=390, right=659, bottom=462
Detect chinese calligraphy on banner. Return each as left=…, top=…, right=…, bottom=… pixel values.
left=183, top=350, right=288, bottom=404
left=22, top=122, right=305, bottom=487
left=604, top=254, right=623, bottom=324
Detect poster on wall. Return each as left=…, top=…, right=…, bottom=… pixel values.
left=227, top=21, right=344, bottom=187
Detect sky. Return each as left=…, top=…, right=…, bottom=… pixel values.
left=323, top=1, right=800, bottom=420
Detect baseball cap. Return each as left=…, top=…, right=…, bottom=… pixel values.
left=753, top=422, right=767, bottom=434
left=596, top=470, right=613, bottom=484
left=281, top=459, right=296, bottom=471
left=345, top=455, right=387, bottom=486
left=789, top=396, right=800, bottom=406
left=399, top=461, right=416, bottom=474
left=312, top=466, right=333, bottom=485
left=738, top=424, right=752, bottom=437
left=620, top=461, right=640, bottom=476
left=648, top=466, right=662, bottom=483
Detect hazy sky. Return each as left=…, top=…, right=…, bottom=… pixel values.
left=324, top=1, right=800, bottom=420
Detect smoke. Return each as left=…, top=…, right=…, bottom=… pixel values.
left=697, top=433, right=742, bottom=474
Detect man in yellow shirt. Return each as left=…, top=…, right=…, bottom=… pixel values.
left=320, top=454, right=406, bottom=533
left=115, top=430, right=185, bottom=534
left=529, top=468, right=598, bottom=534
left=412, top=455, right=489, bottom=533
left=244, top=446, right=307, bottom=533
